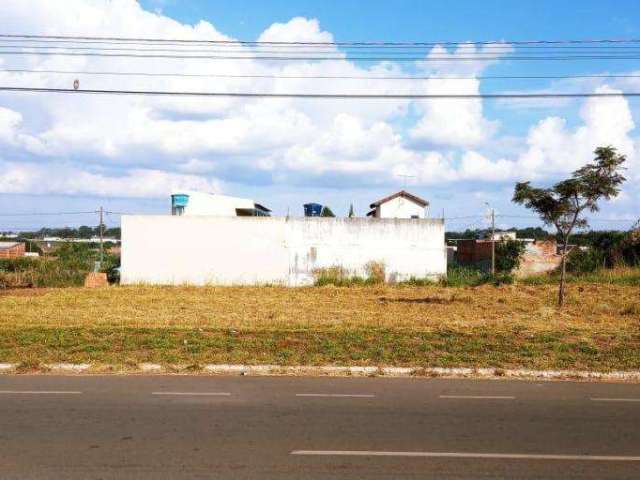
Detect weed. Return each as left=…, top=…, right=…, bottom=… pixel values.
left=365, top=261, right=386, bottom=284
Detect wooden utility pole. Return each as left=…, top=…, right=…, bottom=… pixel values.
left=99, top=206, right=104, bottom=267
left=490, top=207, right=496, bottom=275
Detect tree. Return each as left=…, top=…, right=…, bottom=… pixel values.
left=512, top=146, right=626, bottom=306
left=77, top=225, right=94, bottom=239
left=495, top=239, right=526, bottom=273
left=348, top=203, right=355, bottom=218
left=320, top=206, right=336, bottom=217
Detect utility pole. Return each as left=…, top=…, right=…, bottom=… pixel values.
left=490, top=207, right=496, bottom=275
left=485, top=202, right=495, bottom=275
left=99, top=206, right=104, bottom=268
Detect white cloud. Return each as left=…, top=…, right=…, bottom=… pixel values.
left=517, top=86, right=637, bottom=179
left=257, top=17, right=334, bottom=44
left=409, top=78, right=498, bottom=147
left=409, top=43, right=508, bottom=147
left=458, top=151, right=516, bottom=181
left=0, top=107, right=23, bottom=144
left=0, top=0, right=637, bottom=226
left=0, top=161, right=220, bottom=198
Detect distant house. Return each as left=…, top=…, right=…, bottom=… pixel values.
left=455, top=237, right=561, bottom=277
left=171, top=191, right=271, bottom=217
left=484, top=231, right=518, bottom=241
left=367, top=190, right=430, bottom=219
left=0, top=241, right=26, bottom=258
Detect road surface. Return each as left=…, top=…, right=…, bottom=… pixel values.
left=1, top=375, right=640, bottom=479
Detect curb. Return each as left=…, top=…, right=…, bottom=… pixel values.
left=1, top=363, right=640, bottom=381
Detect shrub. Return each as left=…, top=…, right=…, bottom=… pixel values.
left=313, top=261, right=386, bottom=286
left=0, top=257, right=88, bottom=288
left=0, top=242, right=113, bottom=288
left=566, top=248, right=605, bottom=273
left=495, top=239, right=526, bottom=273
left=399, top=277, right=436, bottom=286
left=365, top=261, right=386, bottom=284
left=442, top=265, right=492, bottom=287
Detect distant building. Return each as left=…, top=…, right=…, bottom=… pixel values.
left=366, top=190, right=429, bottom=219
left=455, top=237, right=561, bottom=277
left=484, top=231, right=518, bottom=241
left=0, top=241, right=26, bottom=258
left=170, top=191, right=271, bottom=217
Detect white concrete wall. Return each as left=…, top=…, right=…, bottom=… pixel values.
left=378, top=197, right=426, bottom=219
left=121, top=216, right=446, bottom=286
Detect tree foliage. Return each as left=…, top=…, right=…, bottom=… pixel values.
left=512, top=146, right=626, bottom=306
left=495, top=239, right=526, bottom=273
left=320, top=206, right=336, bottom=217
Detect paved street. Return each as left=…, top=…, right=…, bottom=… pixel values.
left=1, top=375, right=640, bottom=479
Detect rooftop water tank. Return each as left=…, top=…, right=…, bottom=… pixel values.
left=303, top=203, right=323, bottom=217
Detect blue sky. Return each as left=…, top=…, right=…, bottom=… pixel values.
left=143, top=0, right=640, bottom=43
left=1, top=0, right=639, bottom=231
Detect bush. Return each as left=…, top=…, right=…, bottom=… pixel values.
left=442, top=265, right=492, bottom=287
left=313, top=262, right=385, bottom=286
left=400, top=277, right=436, bottom=286
left=0, top=257, right=89, bottom=288
left=364, top=261, right=386, bottom=284
left=612, top=227, right=640, bottom=267
left=0, top=242, right=108, bottom=288
left=567, top=248, right=605, bottom=273
left=495, top=239, right=526, bottom=273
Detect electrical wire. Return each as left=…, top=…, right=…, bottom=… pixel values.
left=4, top=68, right=640, bottom=81
left=3, top=50, right=640, bottom=61
left=5, top=43, right=640, bottom=55
left=1, top=86, right=639, bottom=99
left=0, top=211, right=98, bottom=216
left=2, top=33, right=640, bottom=47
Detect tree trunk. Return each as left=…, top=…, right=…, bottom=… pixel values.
left=558, top=240, right=569, bottom=307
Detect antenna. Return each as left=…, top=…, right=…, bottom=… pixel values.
left=396, top=173, right=415, bottom=190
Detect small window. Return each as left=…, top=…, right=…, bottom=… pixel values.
left=411, top=215, right=419, bottom=219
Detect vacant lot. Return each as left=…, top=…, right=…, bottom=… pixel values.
left=1, top=283, right=639, bottom=371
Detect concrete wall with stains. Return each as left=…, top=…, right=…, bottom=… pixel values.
left=121, top=216, right=446, bottom=286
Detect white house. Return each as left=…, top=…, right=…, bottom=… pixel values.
left=366, top=190, right=430, bottom=219
left=171, top=190, right=271, bottom=217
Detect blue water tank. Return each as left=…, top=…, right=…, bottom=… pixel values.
left=303, top=203, right=323, bottom=217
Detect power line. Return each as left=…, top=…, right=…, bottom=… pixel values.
left=8, top=38, right=640, bottom=51
left=5, top=42, right=640, bottom=55
left=445, top=215, right=485, bottom=220
left=6, top=36, right=640, bottom=49
left=0, top=211, right=97, bottom=217
left=2, top=33, right=640, bottom=46
left=4, top=68, right=640, bottom=82
left=1, top=86, right=639, bottom=99
left=3, top=50, right=640, bottom=61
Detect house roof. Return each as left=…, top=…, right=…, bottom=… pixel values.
left=254, top=203, right=272, bottom=213
left=369, top=190, right=429, bottom=209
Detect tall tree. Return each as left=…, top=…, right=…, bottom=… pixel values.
left=512, top=146, right=626, bottom=306
left=348, top=203, right=355, bottom=218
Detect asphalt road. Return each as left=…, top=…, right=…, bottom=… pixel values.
left=1, top=376, right=640, bottom=479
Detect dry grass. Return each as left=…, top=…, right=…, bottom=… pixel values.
left=1, top=283, right=639, bottom=370
left=0, top=283, right=638, bottom=334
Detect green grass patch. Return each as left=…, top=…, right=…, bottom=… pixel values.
left=1, top=326, right=639, bottom=371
